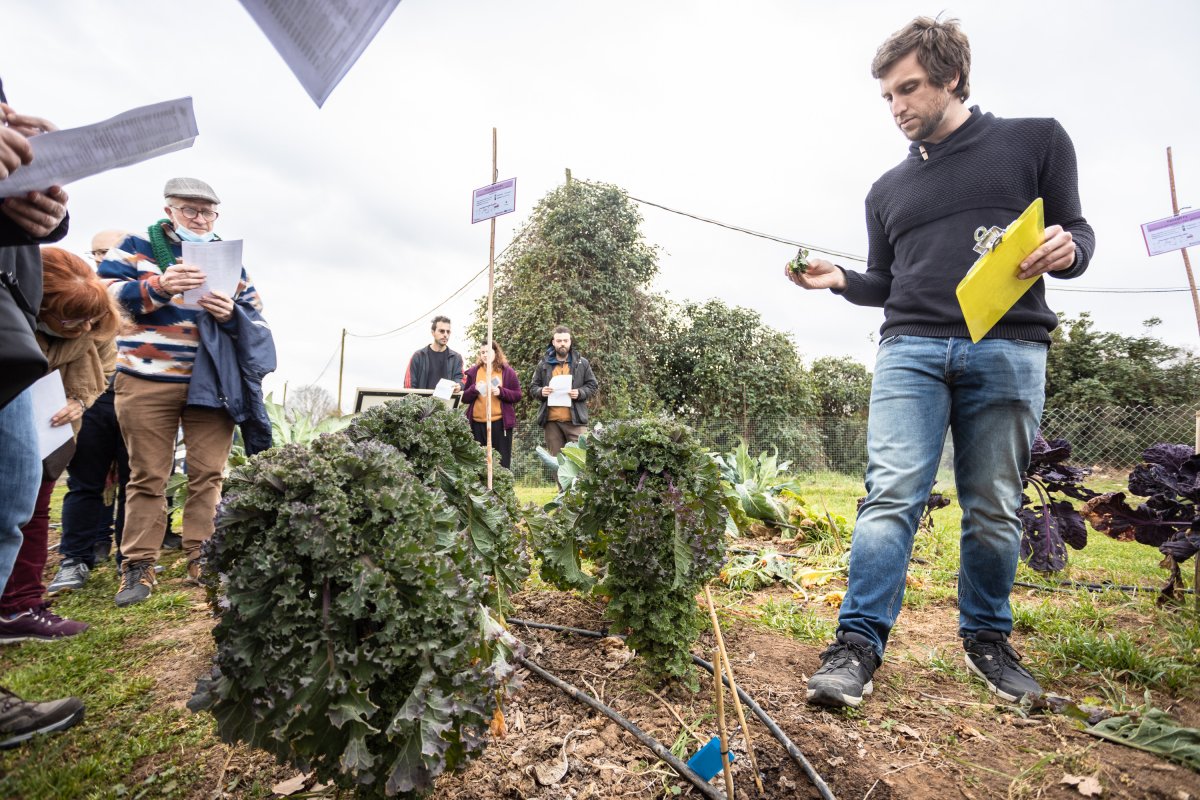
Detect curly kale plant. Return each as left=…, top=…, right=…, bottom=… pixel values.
left=344, top=396, right=529, bottom=607
left=1082, top=443, right=1200, bottom=599
left=540, top=417, right=727, bottom=683
left=1019, top=433, right=1097, bottom=572
left=189, top=436, right=520, bottom=798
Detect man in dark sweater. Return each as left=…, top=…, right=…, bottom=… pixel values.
left=788, top=17, right=1094, bottom=709
left=404, top=315, right=464, bottom=392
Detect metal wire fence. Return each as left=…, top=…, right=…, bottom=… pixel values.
left=505, top=406, right=1198, bottom=484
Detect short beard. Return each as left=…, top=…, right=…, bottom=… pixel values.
left=906, top=91, right=950, bottom=142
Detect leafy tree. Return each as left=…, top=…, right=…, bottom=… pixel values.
left=653, top=298, right=815, bottom=427
left=468, top=179, right=662, bottom=422
left=1046, top=313, right=1200, bottom=407
left=809, top=356, right=872, bottom=417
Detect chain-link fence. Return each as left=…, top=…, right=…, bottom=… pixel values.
left=506, top=406, right=1199, bottom=484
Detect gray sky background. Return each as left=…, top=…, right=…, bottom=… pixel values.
left=5, top=1, right=1199, bottom=411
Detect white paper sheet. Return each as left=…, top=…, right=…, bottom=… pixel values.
left=181, top=240, right=244, bottom=309
left=0, top=98, right=198, bottom=197
left=548, top=374, right=573, bottom=408
left=29, top=371, right=74, bottom=460
left=432, top=378, right=459, bottom=401
left=237, top=0, right=403, bottom=107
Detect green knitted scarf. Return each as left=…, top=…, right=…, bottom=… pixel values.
left=147, top=219, right=176, bottom=270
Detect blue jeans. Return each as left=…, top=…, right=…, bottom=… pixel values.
left=838, top=336, right=1047, bottom=659
left=0, top=390, right=41, bottom=595
left=60, top=388, right=128, bottom=566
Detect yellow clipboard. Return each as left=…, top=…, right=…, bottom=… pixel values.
left=955, top=197, right=1044, bottom=343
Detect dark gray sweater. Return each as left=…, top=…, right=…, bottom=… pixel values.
left=839, top=107, right=1094, bottom=342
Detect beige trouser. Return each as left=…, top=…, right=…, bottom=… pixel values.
left=543, top=420, right=587, bottom=456
left=114, top=372, right=234, bottom=565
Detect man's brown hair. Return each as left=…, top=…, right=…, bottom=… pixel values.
left=871, top=16, right=971, bottom=102
left=552, top=325, right=571, bottom=336
left=431, top=315, right=451, bottom=330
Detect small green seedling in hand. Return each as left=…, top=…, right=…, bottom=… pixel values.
left=788, top=247, right=810, bottom=275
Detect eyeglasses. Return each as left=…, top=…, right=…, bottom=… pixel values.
left=45, top=313, right=100, bottom=329
left=87, top=248, right=109, bottom=260
left=169, top=205, right=219, bottom=221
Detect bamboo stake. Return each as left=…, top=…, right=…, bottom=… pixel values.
left=713, top=641, right=735, bottom=800
left=704, top=585, right=764, bottom=795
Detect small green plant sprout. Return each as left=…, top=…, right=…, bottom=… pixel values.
left=787, top=247, right=810, bottom=275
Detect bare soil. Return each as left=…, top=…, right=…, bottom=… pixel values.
left=118, top=582, right=1198, bottom=799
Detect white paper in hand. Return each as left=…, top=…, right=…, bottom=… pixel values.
left=29, top=371, right=74, bottom=460
left=181, top=240, right=244, bottom=309
left=432, top=378, right=458, bottom=400
left=0, top=98, right=198, bottom=198
left=548, top=374, right=573, bottom=408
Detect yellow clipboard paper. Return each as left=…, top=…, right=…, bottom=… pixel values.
left=955, top=197, right=1045, bottom=343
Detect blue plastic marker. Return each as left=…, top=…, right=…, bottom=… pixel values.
left=686, top=735, right=736, bottom=782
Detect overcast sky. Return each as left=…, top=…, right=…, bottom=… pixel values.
left=5, top=1, right=1199, bottom=412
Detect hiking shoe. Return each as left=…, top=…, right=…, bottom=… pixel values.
left=115, top=561, right=157, bottom=607
left=47, top=559, right=91, bottom=594
left=806, top=631, right=880, bottom=708
left=0, top=605, right=89, bottom=643
left=162, top=530, right=183, bottom=550
left=0, top=686, right=85, bottom=749
left=964, top=631, right=1042, bottom=702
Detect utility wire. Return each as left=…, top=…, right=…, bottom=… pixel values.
left=576, top=177, right=867, bottom=262
left=346, top=241, right=517, bottom=341
left=581, top=178, right=1200, bottom=296
left=308, top=340, right=342, bottom=386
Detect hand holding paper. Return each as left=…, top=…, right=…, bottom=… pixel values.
left=548, top=374, right=573, bottom=407
left=180, top=240, right=243, bottom=309
left=432, top=378, right=459, bottom=401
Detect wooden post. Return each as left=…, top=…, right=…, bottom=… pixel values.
left=713, top=643, right=735, bottom=800
left=1170, top=148, right=1200, bottom=608
left=281, top=380, right=288, bottom=408
left=485, top=128, right=498, bottom=489
left=704, top=586, right=764, bottom=795
left=336, top=328, right=346, bottom=416
left=1166, top=148, right=1200, bottom=339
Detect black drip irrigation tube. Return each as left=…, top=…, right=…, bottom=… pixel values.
left=514, top=653, right=725, bottom=800
left=508, top=617, right=838, bottom=800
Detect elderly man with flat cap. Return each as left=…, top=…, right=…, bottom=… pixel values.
left=98, top=177, right=263, bottom=607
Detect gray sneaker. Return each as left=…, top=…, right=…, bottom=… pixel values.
left=114, top=562, right=156, bottom=608
left=47, top=560, right=91, bottom=594
left=0, top=687, right=85, bottom=749
left=964, top=631, right=1042, bottom=702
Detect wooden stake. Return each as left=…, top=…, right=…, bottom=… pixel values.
left=705, top=585, right=764, bottom=795
left=485, top=128, right=498, bottom=489
left=336, top=328, right=346, bottom=415
left=713, top=641, right=735, bottom=800
left=1166, top=148, right=1200, bottom=340
left=1169, top=146, right=1200, bottom=609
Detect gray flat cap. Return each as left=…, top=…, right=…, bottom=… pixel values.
left=163, top=177, right=220, bottom=204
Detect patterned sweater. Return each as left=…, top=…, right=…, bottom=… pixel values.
left=98, top=225, right=262, bottom=382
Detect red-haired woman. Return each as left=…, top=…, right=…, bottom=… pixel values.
left=0, top=247, right=120, bottom=642
left=461, top=341, right=521, bottom=469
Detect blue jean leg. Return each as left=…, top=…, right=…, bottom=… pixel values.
left=0, top=390, right=41, bottom=595
left=60, top=388, right=129, bottom=566
left=948, top=339, right=1046, bottom=639
left=837, top=336, right=952, bottom=657
left=836, top=336, right=1046, bottom=659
